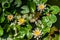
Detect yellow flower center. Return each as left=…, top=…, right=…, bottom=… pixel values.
left=39, top=4, right=45, bottom=10
left=18, top=18, right=25, bottom=24
left=7, top=15, right=13, bottom=21
left=34, top=30, right=41, bottom=36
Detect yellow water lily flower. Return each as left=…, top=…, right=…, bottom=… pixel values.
left=18, top=18, right=25, bottom=25
left=37, top=4, right=46, bottom=13
left=7, top=15, right=13, bottom=21
left=33, top=28, right=42, bottom=40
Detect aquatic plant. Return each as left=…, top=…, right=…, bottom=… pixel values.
left=0, top=0, right=59, bottom=40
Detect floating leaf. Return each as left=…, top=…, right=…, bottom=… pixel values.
left=47, top=21, right=52, bottom=27
left=16, top=25, right=20, bottom=31
left=0, top=15, right=5, bottom=23
left=29, top=2, right=36, bottom=13
left=18, top=28, right=26, bottom=38
left=42, top=16, right=50, bottom=27
left=0, top=26, right=3, bottom=36
left=14, top=0, right=22, bottom=7
left=21, top=6, right=29, bottom=14
left=26, top=24, right=32, bottom=31
left=26, top=31, right=33, bottom=39
left=18, top=31, right=25, bottom=38
left=48, top=14, right=57, bottom=23
left=42, top=27, right=50, bottom=36
left=50, top=6, right=60, bottom=14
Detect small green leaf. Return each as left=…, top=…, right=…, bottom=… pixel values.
left=0, top=26, right=3, bottom=36
left=42, top=16, right=50, bottom=27
left=49, top=14, right=57, bottom=23
left=42, top=27, right=50, bottom=36
left=19, top=31, right=25, bottom=38
left=50, top=6, right=60, bottom=14
left=27, top=32, right=33, bottom=39
left=18, top=28, right=26, bottom=38
left=7, top=26, right=10, bottom=32
left=29, top=2, right=36, bottom=13
left=21, top=6, right=29, bottom=14
left=46, top=21, right=52, bottom=27
left=0, top=15, right=5, bottom=23
left=14, top=0, right=22, bottom=7
left=26, top=24, right=32, bottom=31
left=16, top=25, right=20, bottom=31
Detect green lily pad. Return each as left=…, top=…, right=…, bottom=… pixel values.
left=50, top=6, right=60, bottom=14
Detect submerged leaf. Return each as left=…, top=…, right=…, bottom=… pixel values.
left=0, top=15, right=5, bottom=23
left=48, top=14, right=57, bottom=23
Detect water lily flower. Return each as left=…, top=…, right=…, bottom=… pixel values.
left=37, top=4, right=46, bottom=13
left=7, top=15, right=13, bottom=21
left=18, top=18, right=25, bottom=25
left=32, top=28, right=42, bottom=40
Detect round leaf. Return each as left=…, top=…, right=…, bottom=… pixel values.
left=50, top=6, right=60, bottom=14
